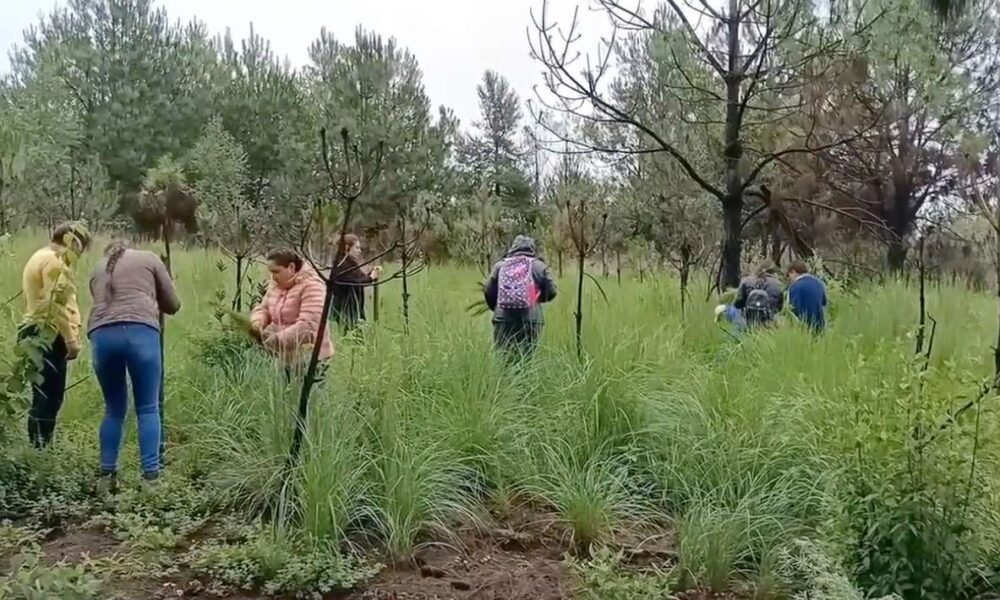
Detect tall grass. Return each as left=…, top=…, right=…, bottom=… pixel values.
left=3, top=231, right=1000, bottom=595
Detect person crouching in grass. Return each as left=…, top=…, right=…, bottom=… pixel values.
left=20, top=222, right=91, bottom=448
left=714, top=288, right=745, bottom=336
left=251, top=249, right=334, bottom=379
left=786, top=260, right=828, bottom=333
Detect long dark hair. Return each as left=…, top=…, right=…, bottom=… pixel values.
left=266, top=248, right=304, bottom=271
left=52, top=221, right=91, bottom=251
left=104, top=240, right=132, bottom=297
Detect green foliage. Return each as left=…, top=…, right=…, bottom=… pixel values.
left=458, top=70, right=533, bottom=218
left=824, top=346, right=992, bottom=599
left=187, top=116, right=260, bottom=259
left=0, top=552, right=103, bottom=600
left=142, top=155, right=186, bottom=192
left=14, top=0, right=220, bottom=192
left=0, top=521, right=47, bottom=552
left=184, top=522, right=380, bottom=597
left=306, top=27, right=454, bottom=227
left=88, top=476, right=216, bottom=552
left=0, top=435, right=98, bottom=525
left=2, top=234, right=1000, bottom=598
left=567, top=546, right=678, bottom=600
left=777, top=539, right=900, bottom=600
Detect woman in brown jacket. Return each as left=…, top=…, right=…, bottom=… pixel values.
left=88, top=241, right=180, bottom=484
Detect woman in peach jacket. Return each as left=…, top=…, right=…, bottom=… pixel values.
left=250, top=249, right=334, bottom=368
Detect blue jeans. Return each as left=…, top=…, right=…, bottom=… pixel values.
left=90, top=323, right=162, bottom=476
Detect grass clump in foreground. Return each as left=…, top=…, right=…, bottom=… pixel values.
left=1, top=234, right=1000, bottom=598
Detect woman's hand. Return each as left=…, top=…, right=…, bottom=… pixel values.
left=370, top=265, right=383, bottom=281
left=67, top=340, right=81, bottom=361
left=262, top=330, right=280, bottom=351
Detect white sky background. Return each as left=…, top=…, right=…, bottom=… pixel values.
left=0, top=0, right=615, bottom=130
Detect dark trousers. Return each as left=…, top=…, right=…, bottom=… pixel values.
left=18, top=327, right=68, bottom=448
left=284, top=361, right=329, bottom=385
left=331, top=295, right=365, bottom=332
left=493, top=319, right=541, bottom=359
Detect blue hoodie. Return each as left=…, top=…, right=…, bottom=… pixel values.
left=788, top=274, right=827, bottom=332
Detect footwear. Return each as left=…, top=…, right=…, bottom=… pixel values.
left=140, top=471, right=160, bottom=489
left=96, top=470, right=118, bottom=495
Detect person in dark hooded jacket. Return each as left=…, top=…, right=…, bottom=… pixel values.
left=733, top=262, right=784, bottom=326
left=484, top=235, right=557, bottom=357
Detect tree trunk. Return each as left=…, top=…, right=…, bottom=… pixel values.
left=680, top=246, right=692, bottom=316
left=720, top=0, right=744, bottom=290
left=289, top=282, right=337, bottom=464
left=616, top=251, right=622, bottom=285
left=887, top=239, right=908, bottom=272
left=158, top=221, right=172, bottom=470
left=915, top=236, right=927, bottom=355
left=0, top=175, right=7, bottom=234
left=994, top=197, right=1000, bottom=382
left=886, top=185, right=913, bottom=272
left=69, top=160, right=77, bottom=220
left=722, top=199, right=743, bottom=289
left=602, top=248, right=608, bottom=278
left=557, top=250, right=563, bottom=279
left=399, top=210, right=411, bottom=335
left=232, top=256, right=244, bottom=312
left=575, top=248, right=585, bottom=361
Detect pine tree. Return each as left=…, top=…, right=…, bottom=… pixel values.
left=459, top=71, right=532, bottom=220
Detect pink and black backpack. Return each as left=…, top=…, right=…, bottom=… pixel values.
left=497, top=256, right=540, bottom=310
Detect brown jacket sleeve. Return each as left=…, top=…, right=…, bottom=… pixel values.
left=151, top=255, right=181, bottom=315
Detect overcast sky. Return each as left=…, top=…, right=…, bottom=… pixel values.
left=0, top=0, right=611, bottom=129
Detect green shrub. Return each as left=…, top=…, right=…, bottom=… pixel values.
left=568, top=546, right=677, bottom=600
left=777, top=539, right=901, bottom=600
left=184, top=523, right=380, bottom=598
left=0, top=552, right=103, bottom=600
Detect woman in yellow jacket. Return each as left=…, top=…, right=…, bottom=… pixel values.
left=20, top=222, right=91, bottom=448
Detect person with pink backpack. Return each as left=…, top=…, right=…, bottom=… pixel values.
left=483, top=235, right=557, bottom=357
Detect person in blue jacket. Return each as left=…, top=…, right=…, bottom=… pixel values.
left=786, top=261, right=827, bottom=333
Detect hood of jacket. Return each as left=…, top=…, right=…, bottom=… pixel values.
left=507, top=235, right=537, bottom=258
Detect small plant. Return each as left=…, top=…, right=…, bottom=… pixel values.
left=568, top=546, right=677, bottom=600
left=89, top=477, right=215, bottom=549
left=0, top=437, right=98, bottom=525
left=0, top=551, right=103, bottom=600
left=184, top=524, right=380, bottom=598
left=0, top=521, right=47, bottom=553
left=777, top=538, right=901, bottom=600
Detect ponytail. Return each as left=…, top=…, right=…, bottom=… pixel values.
left=104, top=240, right=132, bottom=297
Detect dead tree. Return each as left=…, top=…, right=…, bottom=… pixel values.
left=565, top=196, right=609, bottom=361
left=286, top=128, right=422, bottom=464
left=964, top=141, right=1000, bottom=381
left=529, top=0, right=879, bottom=288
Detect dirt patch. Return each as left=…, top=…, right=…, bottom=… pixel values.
left=39, top=526, right=122, bottom=564
left=677, top=592, right=743, bottom=600
left=346, top=535, right=572, bottom=600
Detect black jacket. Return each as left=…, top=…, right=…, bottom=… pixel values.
left=734, top=274, right=785, bottom=313
left=331, top=255, right=374, bottom=324
left=484, top=236, right=557, bottom=324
